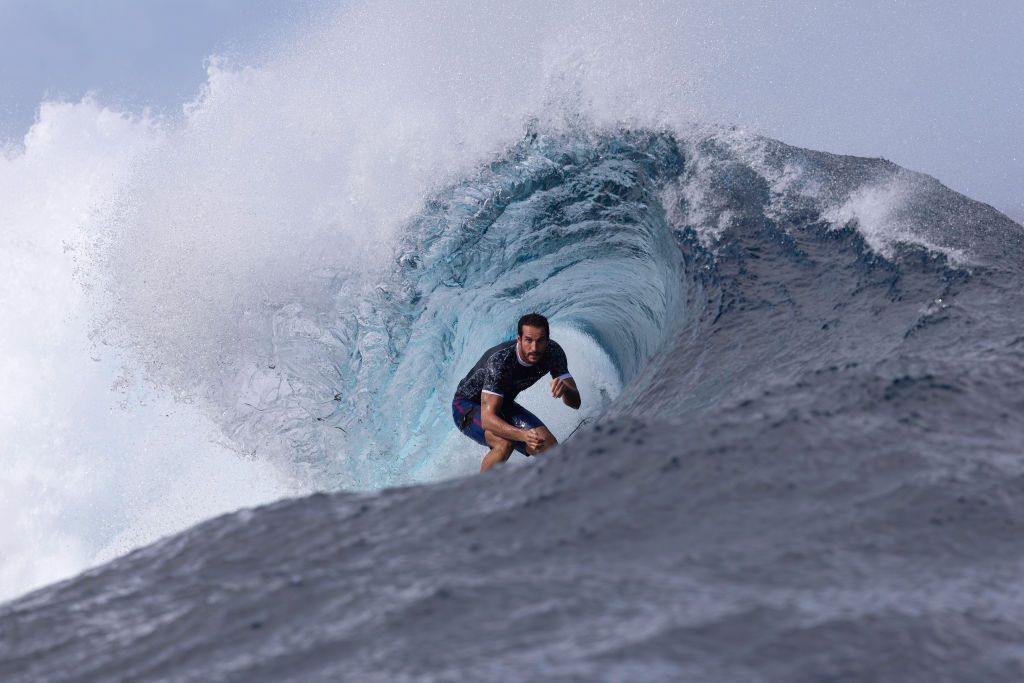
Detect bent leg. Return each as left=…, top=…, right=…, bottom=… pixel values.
left=501, top=401, right=555, bottom=457
left=481, top=431, right=515, bottom=472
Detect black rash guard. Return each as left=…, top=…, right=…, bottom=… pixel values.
left=454, top=339, right=572, bottom=404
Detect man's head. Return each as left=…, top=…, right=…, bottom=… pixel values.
left=517, top=312, right=549, bottom=364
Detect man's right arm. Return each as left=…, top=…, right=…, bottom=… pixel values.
left=480, top=393, right=526, bottom=442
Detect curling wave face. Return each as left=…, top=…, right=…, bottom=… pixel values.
left=181, top=125, right=1024, bottom=496
left=213, top=130, right=688, bottom=489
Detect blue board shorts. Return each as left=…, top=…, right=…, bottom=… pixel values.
left=452, top=396, right=546, bottom=456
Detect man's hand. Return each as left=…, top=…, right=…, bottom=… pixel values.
left=551, top=377, right=574, bottom=399
left=551, top=376, right=581, bottom=409
left=522, top=427, right=548, bottom=451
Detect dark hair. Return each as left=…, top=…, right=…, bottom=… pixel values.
left=517, top=312, right=549, bottom=337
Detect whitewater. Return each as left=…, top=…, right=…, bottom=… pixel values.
left=2, top=2, right=1024, bottom=680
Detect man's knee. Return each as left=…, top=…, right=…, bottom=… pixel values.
left=486, top=433, right=515, bottom=456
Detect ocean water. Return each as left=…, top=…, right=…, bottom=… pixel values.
left=2, top=2, right=1023, bottom=680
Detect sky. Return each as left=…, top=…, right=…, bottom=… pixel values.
left=0, top=0, right=326, bottom=137
left=0, top=1, right=1019, bottom=222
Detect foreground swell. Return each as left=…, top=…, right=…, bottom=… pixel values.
left=2, top=129, right=1024, bottom=681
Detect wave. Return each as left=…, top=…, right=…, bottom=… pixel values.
left=127, top=124, right=1022, bottom=493
left=3, top=2, right=1023, bottom=672
left=4, top=121, right=1024, bottom=679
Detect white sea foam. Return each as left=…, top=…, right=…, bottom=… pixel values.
left=820, top=174, right=970, bottom=264
left=0, top=99, right=300, bottom=603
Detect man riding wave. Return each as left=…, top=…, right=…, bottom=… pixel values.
left=452, top=313, right=582, bottom=472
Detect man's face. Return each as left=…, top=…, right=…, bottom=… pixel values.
left=518, top=325, right=549, bottom=363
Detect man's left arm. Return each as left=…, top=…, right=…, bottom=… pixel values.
left=548, top=341, right=580, bottom=409
left=551, top=375, right=581, bottom=409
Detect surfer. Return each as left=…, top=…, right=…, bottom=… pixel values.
left=452, top=313, right=581, bottom=472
